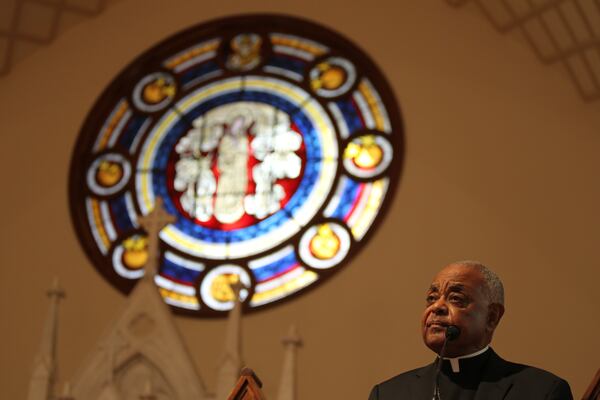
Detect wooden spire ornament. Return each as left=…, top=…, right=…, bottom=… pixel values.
left=226, top=368, right=267, bottom=400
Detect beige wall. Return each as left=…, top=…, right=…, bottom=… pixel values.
left=1, top=0, right=599, bottom=398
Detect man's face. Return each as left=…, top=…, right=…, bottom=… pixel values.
left=421, top=264, right=499, bottom=357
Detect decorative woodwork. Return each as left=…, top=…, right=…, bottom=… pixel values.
left=226, top=368, right=267, bottom=400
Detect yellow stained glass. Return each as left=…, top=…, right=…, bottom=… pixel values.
left=159, top=288, right=199, bottom=305
left=251, top=270, right=318, bottom=305
left=122, top=236, right=148, bottom=269
left=96, top=100, right=128, bottom=151
left=142, top=78, right=176, bottom=104
left=210, top=274, right=240, bottom=302
left=309, top=224, right=341, bottom=259
left=344, top=135, right=383, bottom=169
left=96, top=161, right=123, bottom=187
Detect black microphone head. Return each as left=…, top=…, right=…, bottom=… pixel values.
left=445, top=325, right=461, bottom=341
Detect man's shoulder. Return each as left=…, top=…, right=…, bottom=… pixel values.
left=485, top=350, right=573, bottom=398
left=373, top=363, right=433, bottom=392
left=496, top=358, right=570, bottom=387
left=491, top=350, right=568, bottom=383
left=378, top=365, right=430, bottom=383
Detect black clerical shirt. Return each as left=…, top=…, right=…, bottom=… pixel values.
left=369, top=347, right=573, bottom=400
left=436, top=347, right=492, bottom=399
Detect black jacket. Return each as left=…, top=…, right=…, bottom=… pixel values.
left=368, top=348, right=573, bottom=399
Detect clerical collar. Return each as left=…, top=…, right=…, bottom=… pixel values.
left=440, top=345, right=490, bottom=373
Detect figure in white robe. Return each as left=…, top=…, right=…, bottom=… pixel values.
left=214, top=115, right=249, bottom=224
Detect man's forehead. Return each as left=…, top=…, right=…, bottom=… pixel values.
left=428, top=282, right=466, bottom=291
left=429, top=264, right=485, bottom=289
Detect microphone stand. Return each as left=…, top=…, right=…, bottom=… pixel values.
left=432, top=325, right=460, bottom=400
left=432, top=339, right=447, bottom=400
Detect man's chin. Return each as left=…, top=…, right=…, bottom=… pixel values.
left=423, top=333, right=445, bottom=354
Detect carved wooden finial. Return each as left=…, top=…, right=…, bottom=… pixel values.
left=226, top=368, right=266, bottom=400
left=240, top=368, right=263, bottom=387
left=137, top=197, right=176, bottom=278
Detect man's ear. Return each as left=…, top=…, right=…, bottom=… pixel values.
left=486, top=303, right=505, bottom=331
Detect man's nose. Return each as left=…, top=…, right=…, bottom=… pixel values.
left=431, top=298, right=448, bottom=315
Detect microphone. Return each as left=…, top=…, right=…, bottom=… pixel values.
left=433, top=325, right=461, bottom=400
left=445, top=325, right=461, bottom=341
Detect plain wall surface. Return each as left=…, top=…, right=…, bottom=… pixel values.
left=1, top=0, right=599, bottom=398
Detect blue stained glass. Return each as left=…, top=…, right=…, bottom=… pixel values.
left=177, top=93, right=245, bottom=127
left=253, top=250, right=299, bottom=282
left=266, top=54, right=307, bottom=76
left=109, top=195, right=135, bottom=232
left=240, top=90, right=270, bottom=104
left=119, top=115, right=149, bottom=151
left=154, top=123, right=184, bottom=171
left=151, top=171, right=169, bottom=202
left=160, top=257, right=201, bottom=283
left=285, top=159, right=320, bottom=218
left=179, top=60, right=221, bottom=87
left=292, top=112, right=321, bottom=161
left=334, top=98, right=364, bottom=134
left=327, top=177, right=362, bottom=220
left=227, top=207, right=293, bottom=242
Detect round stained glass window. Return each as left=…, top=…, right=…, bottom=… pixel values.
left=69, top=14, right=404, bottom=317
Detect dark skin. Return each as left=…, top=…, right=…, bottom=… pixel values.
left=421, top=264, right=505, bottom=358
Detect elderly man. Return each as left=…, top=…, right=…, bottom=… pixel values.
left=369, top=261, right=573, bottom=399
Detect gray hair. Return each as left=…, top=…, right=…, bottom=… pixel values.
left=453, top=260, right=505, bottom=306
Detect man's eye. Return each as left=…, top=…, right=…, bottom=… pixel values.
left=449, top=295, right=466, bottom=304
left=426, top=295, right=438, bottom=304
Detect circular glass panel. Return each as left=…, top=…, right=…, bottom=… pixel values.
left=69, top=15, right=404, bottom=317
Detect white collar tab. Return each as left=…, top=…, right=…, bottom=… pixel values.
left=442, top=345, right=490, bottom=373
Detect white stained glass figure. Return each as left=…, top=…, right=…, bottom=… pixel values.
left=174, top=117, right=220, bottom=222
left=173, top=103, right=303, bottom=224
left=245, top=108, right=302, bottom=219
left=214, top=115, right=250, bottom=224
